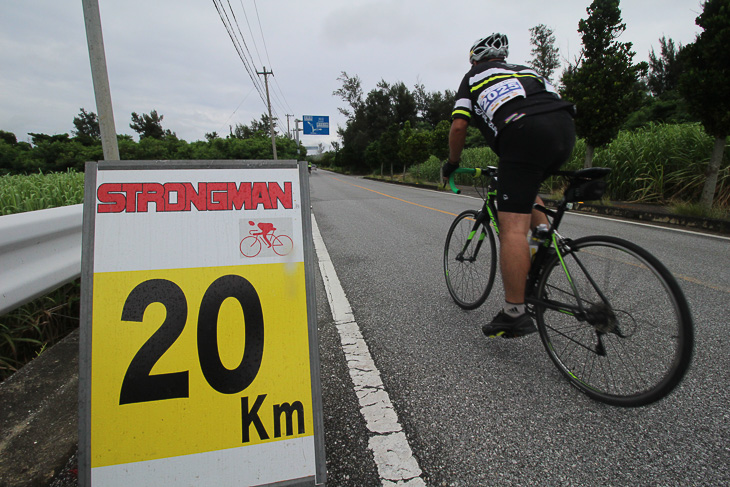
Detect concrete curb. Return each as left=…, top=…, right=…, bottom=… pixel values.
left=556, top=201, right=730, bottom=234
left=363, top=176, right=730, bottom=235
left=0, top=329, right=79, bottom=487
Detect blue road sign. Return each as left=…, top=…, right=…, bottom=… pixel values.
left=302, top=115, right=329, bottom=135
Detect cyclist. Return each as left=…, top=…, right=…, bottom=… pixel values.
left=249, top=220, right=276, bottom=248
left=442, top=33, right=576, bottom=338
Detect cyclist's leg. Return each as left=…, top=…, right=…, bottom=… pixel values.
left=485, top=111, right=575, bottom=337
left=497, top=211, right=531, bottom=304
left=495, top=118, right=551, bottom=300
left=531, top=196, right=549, bottom=229
left=487, top=151, right=541, bottom=337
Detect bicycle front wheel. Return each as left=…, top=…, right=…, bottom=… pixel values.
left=271, top=234, right=294, bottom=256
left=443, top=210, right=497, bottom=310
left=240, top=236, right=262, bottom=257
left=535, top=235, right=693, bottom=407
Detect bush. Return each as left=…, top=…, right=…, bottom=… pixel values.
left=0, top=281, right=80, bottom=382
left=407, top=123, right=729, bottom=208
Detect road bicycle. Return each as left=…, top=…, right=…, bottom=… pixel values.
left=240, top=230, right=293, bottom=258
left=443, top=166, right=694, bottom=407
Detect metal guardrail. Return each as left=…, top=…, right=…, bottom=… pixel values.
left=0, top=204, right=83, bottom=316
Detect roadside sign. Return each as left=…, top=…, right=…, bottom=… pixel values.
left=79, top=160, right=325, bottom=486
left=302, top=116, right=329, bottom=135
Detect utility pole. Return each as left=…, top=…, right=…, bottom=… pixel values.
left=257, top=67, right=277, bottom=160
left=82, top=0, right=119, bottom=161
left=294, top=118, right=302, bottom=146
left=285, top=114, right=294, bottom=138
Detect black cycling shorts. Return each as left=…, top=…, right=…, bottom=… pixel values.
left=496, top=109, right=576, bottom=214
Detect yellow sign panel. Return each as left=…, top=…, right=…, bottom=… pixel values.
left=91, top=263, right=312, bottom=467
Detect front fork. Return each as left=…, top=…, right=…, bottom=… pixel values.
left=457, top=205, right=496, bottom=261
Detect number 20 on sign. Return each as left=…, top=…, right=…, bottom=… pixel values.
left=80, top=162, right=323, bottom=486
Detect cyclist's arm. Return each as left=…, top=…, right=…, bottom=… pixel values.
left=448, top=118, right=468, bottom=165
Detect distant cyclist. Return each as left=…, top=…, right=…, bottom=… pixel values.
left=442, top=33, right=576, bottom=338
left=249, top=220, right=276, bottom=248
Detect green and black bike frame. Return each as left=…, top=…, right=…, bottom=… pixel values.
left=448, top=166, right=603, bottom=331
left=448, top=167, right=561, bottom=295
left=526, top=194, right=619, bottom=356
left=449, top=168, right=500, bottom=264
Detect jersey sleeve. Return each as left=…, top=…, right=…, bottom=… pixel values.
left=451, top=75, right=472, bottom=122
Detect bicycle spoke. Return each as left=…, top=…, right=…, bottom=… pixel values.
left=444, top=211, right=497, bottom=310
left=535, top=236, right=693, bottom=407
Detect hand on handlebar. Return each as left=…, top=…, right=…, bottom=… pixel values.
left=441, top=160, right=459, bottom=181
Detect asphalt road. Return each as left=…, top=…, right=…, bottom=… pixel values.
left=311, top=170, right=730, bottom=486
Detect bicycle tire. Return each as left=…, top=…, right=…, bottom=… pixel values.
left=443, top=209, right=497, bottom=310
left=240, top=235, right=262, bottom=258
left=534, top=235, right=693, bottom=407
left=271, top=234, right=294, bottom=256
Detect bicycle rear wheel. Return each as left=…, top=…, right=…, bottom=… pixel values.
left=535, top=235, right=693, bottom=407
left=443, top=210, right=497, bottom=310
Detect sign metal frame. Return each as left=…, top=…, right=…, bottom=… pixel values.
left=79, top=160, right=325, bottom=486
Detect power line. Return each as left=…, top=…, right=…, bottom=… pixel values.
left=216, top=85, right=256, bottom=135
left=238, top=0, right=265, bottom=67
left=253, top=0, right=273, bottom=67
left=212, top=0, right=295, bottom=135
left=250, top=0, right=295, bottom=117
left=211, top=0, right=266, bottom=107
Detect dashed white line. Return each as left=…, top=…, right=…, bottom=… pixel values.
left=311, top=215, right=425, bottom=487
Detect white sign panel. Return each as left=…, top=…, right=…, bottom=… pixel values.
left=79, top=161, right=325, bottom=486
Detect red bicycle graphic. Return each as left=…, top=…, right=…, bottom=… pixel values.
left=240, top=221, right=294, bottom=258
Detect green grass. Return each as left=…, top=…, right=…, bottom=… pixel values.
left=670, top=201, right=730, bottom=220
left=0, top=170, right=85, bottom=382
left=0, top=280, right=80, bottom=381
left=407, top=123, right=729, bottom=211
left=0, top=170, right=85, bottom=215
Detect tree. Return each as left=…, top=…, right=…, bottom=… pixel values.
left=250, top=114, right=275, bottom=135
left=397, top=121, right=432, bottom=174
left=647, top=37, right=683, bottom=96
left=388, top=81, right=418, bottom=128
left=528, top=24, right=561, bottom=82
left=229, top=123, right=253, bottom=140
left=679, top=0, right=730, bottom=209
left=71, top=108, right=100, bottom=144
left=331, top=140, right=341, bottom=166
left=130, top=110, right=175, bottom=140
left=623, top=36, right=693, bottom=129
left=333, top=71, right=363, bottom=121
left=0, top=130, right=17, bottom=145
left=560, top=0, right=647, bottom=167
left=334, top=74, right=419, bottom=172
left=28, top=133, right=70, bottom=145
left=414, top=84, right=455, bottom=128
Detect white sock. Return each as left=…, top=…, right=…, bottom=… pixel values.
left=503, top=302, right=525, bottom=318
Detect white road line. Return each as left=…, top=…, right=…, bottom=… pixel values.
left=567, top=211, right=730, bottom=240
left=451, top=192, right=730, bottom=241
left=311, top=215, right=425, bottom=487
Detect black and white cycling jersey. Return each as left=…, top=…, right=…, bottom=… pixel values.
left=452, top=61, right=573, bottom=151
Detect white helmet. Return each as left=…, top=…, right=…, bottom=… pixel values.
left=470, top=33, right=509, bottom=63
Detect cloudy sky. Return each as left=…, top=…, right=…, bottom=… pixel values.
left=1, top=1, right=703, bottom=151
